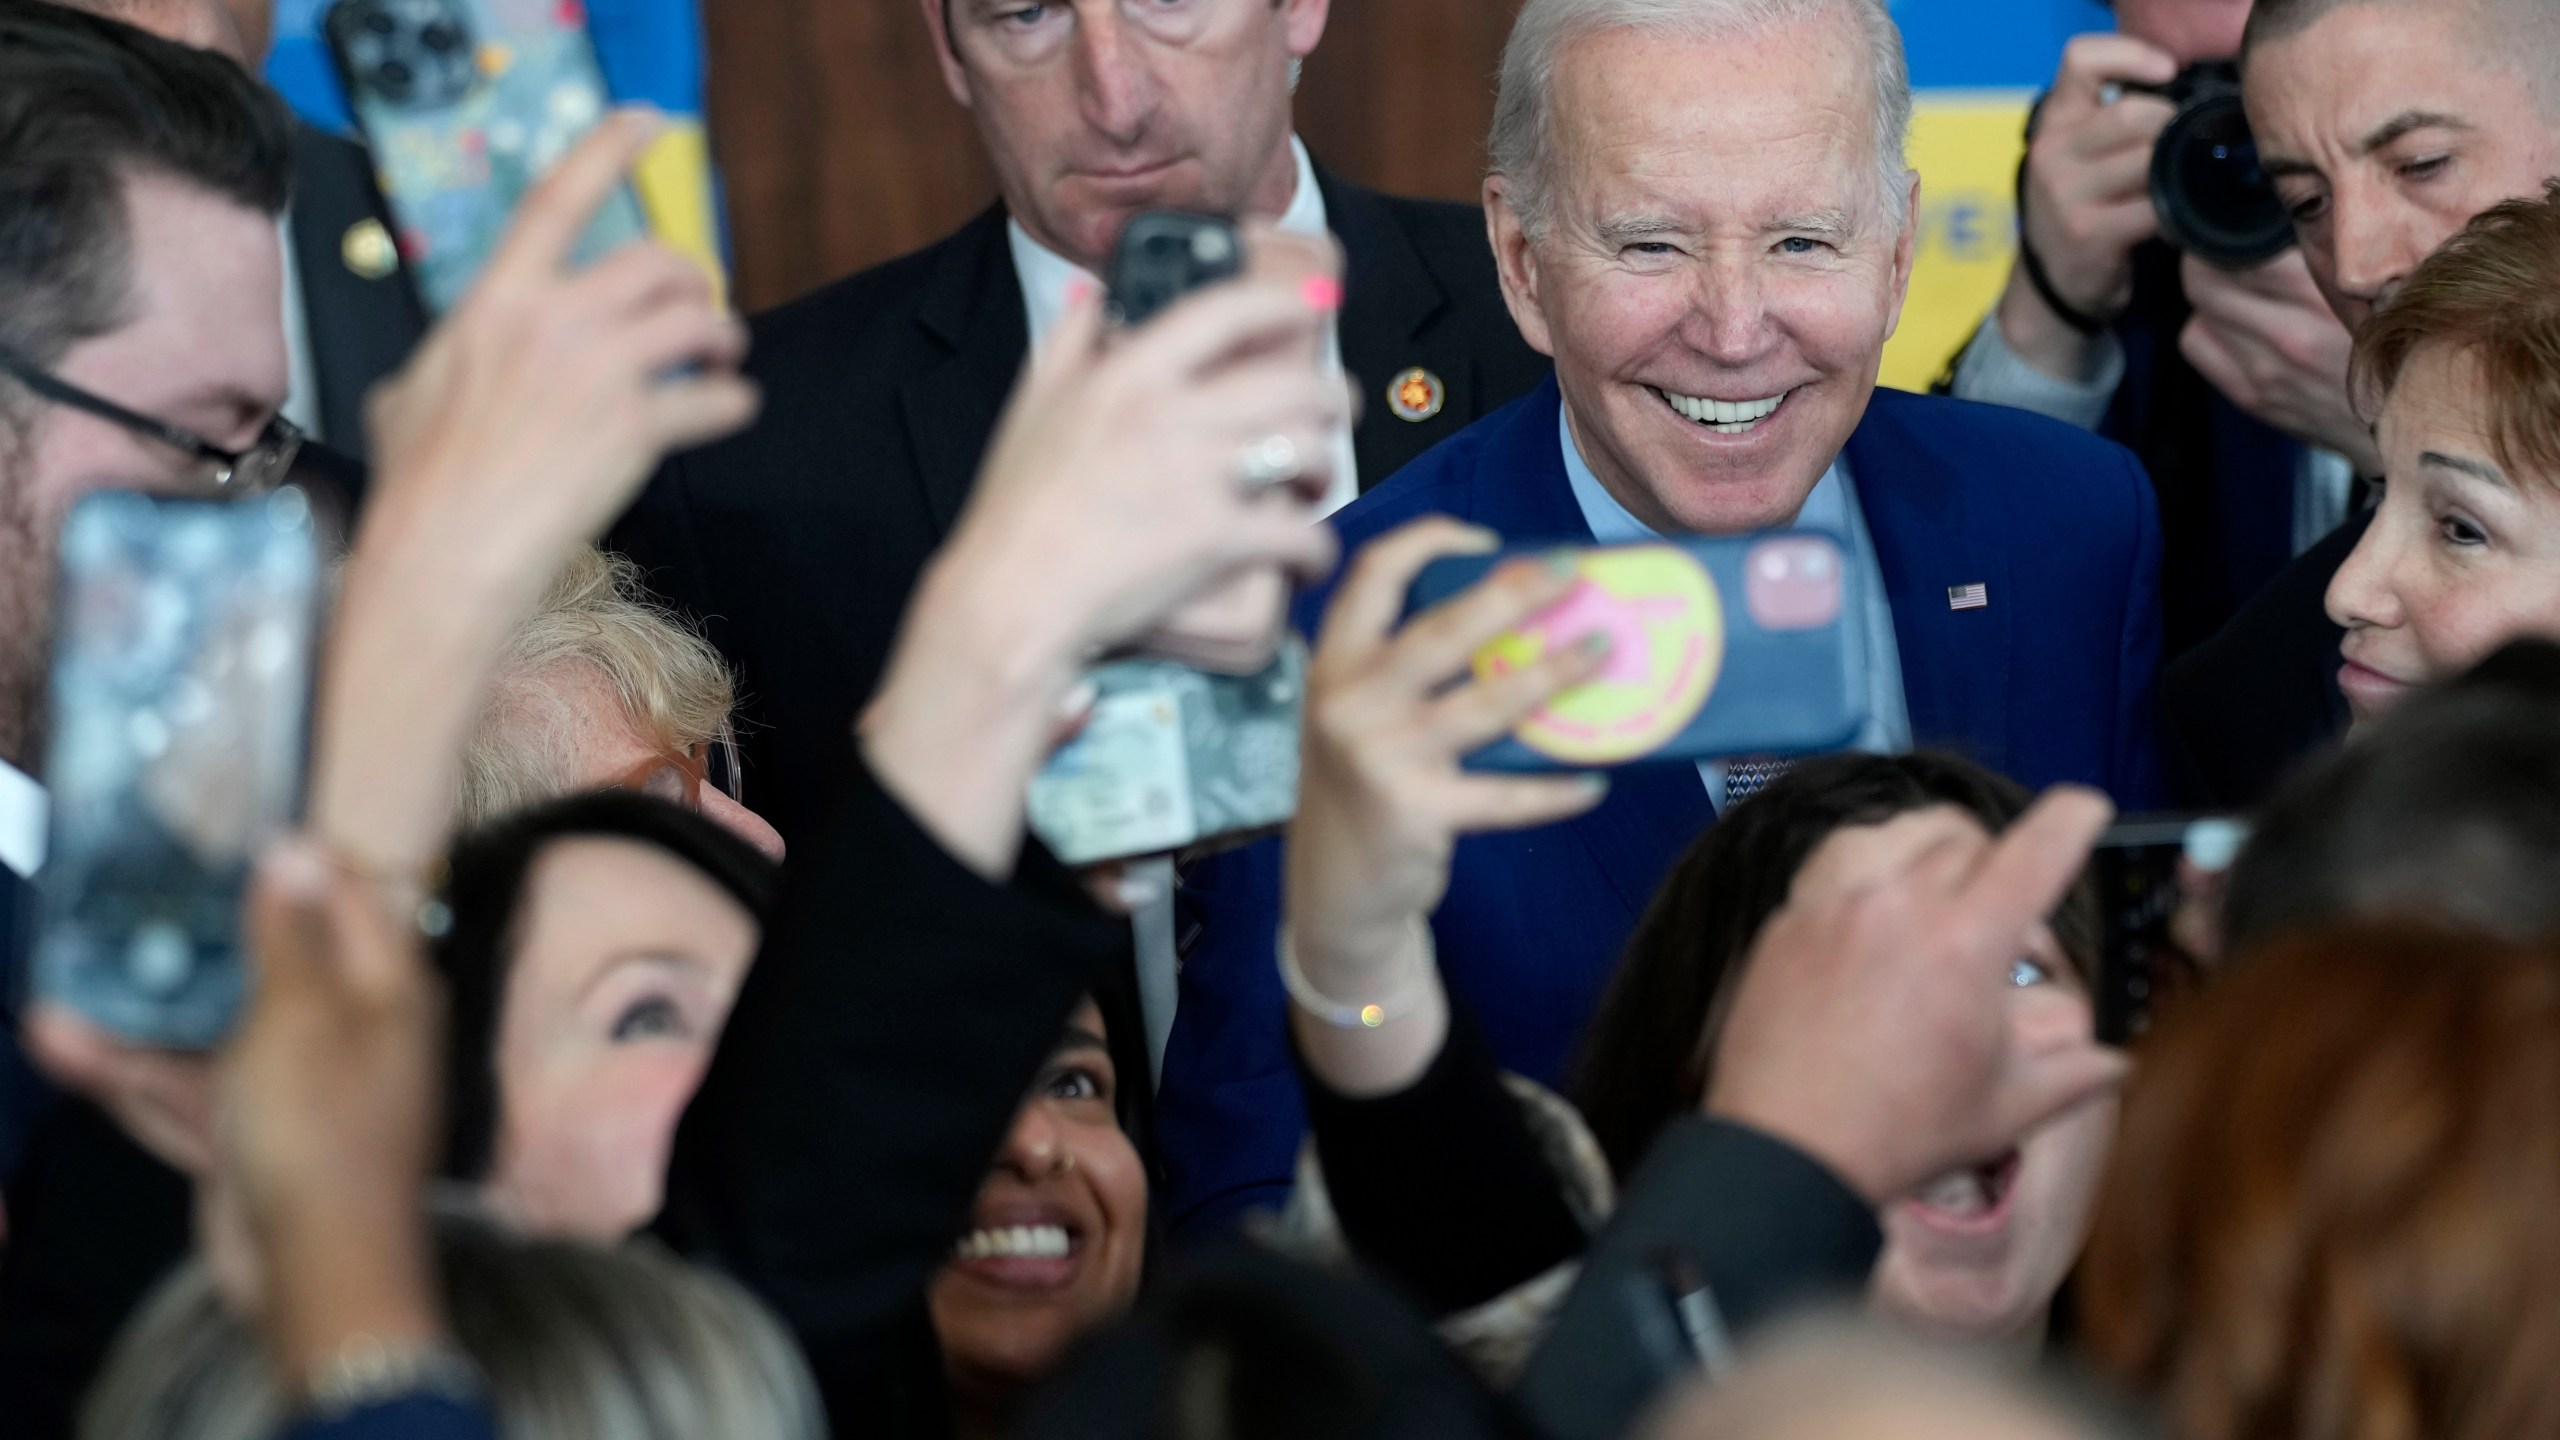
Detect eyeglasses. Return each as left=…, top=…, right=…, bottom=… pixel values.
left=0, top=345, right=303, bottom=494
left=604, top=742, right=716, bottom=813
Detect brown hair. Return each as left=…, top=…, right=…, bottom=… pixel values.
left=2350, top=178, right=2560, bottom=489
left=2078, top=922, right=2560, bottom=1440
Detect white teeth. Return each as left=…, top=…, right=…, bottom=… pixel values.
left=952, top=1224, right=1073, bottom=1261
left=1918, top=1168, right=1993, bottom=1216
left=1661, top=389, right=1786, bottom=432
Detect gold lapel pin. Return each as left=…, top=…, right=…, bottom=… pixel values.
left=1387, top=367, right=1446, bottom=423
left=342, top=218, right=400, bottom=281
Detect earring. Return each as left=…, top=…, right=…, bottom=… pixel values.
left=1288, top=56, right=1302, bottom=94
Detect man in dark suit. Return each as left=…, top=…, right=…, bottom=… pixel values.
left=57, top=0, right=429, bottom=466
left=1157, top=0, right=2165, bottom=1235
left=2160, top=0, right=2560, bottom=806
left=610, top=0, right=1550, bottom=852
left=0, top=8, right=314, bottom=1429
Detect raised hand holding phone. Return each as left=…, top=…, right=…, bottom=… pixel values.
left=1286, top=518, right=1614, bottom=1098
left=317, top=110, right=758, bottom=891
left=865, top=233, right=1349, bottom=877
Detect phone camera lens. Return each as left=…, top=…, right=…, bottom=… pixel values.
left=421, top=21, right=461, bottom=51
left=361, top=7, right=396, bottom=33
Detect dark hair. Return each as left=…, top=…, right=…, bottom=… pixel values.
left=2222, top=639, right=2560, bottom=955
left=432, top=790, right=780, bottom=1181
left=1571, top=751, right=2098, bottom=1181
left=2079, top=922, right=2560, bottom=1440
left=0, top=0, right=291, bottom=377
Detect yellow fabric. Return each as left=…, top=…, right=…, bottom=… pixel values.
left=1881, top=91, right=2033, bottom=393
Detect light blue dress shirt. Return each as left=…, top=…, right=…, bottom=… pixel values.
left=1556, top=407, right=1913, bottom=810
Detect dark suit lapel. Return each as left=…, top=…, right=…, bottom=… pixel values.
left=1467, top=381, right=1718, bottom=917
left=288, top=123, right=429, bottom=458
left=899, top=208, right=1031, bottom=537
left=1847, top=392, right=2017, bottom=778
left=1320, top=168, right=1478, bottom=489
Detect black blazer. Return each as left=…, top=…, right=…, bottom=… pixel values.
left=609, top=169, right=1552, bottom=851
left=659, top=754, right=1128, bottom=1438
left=2161, top=507, right=2363, bottom=808
left=288, top=122, right=430, bottom=460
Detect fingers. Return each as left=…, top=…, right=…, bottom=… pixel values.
left=1375, top=555, right=1581, bottom=698
left=574, top=240, right=718, bottom=320
left=1994, top=988, right=2130, bottom=1139
left=1954, top=786, right=2114, bottom=963
left=1438, top=771, right=1612, bottom=835
left=1030, top=281, right=1108, bottom=383
left=1313, top=518, right=1502, bottom=664
left=482, top=108, right=663, bottom=286
left=2049, top=33, right=2180, bottom=116
left=642, top=372, right=766, bottom=455
left=245, top=840, right=336, bottom=999
left=1420, top=616, right=1611, bottom=752
left=1110, top=276, right=1330, bottom=393
left=1225, top=505, right=1342, bottom=586
left=620, top=301, right=752, bottom=378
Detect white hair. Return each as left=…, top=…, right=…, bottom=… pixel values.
left=1488, top=0, right=1915, bottom=240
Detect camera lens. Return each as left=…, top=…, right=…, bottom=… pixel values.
left=2151, top=92, right=2295, bottom=269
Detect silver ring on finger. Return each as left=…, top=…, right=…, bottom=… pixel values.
left=1233, top=433, right=1303, bottom=494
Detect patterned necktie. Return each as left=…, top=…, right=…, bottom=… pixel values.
left=1722, top=756, right=1795, bottom=805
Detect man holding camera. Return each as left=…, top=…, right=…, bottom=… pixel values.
left=2164, top=0, right=2560, bottom=804
left=1948, top=0, right=2370, bottom=661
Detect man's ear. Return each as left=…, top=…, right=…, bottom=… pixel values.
left=1484, top=176, right=1557, bottom=358
left=1880, top=169, right=1921, bottom=341
left=921, top=0, right=973, bottom=108
left=1281, top=0, right=1331, bottom=58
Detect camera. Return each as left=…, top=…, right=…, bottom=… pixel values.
left=2137, top=60, right=2295, bottom=270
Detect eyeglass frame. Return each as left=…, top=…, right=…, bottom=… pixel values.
left=0, top=343, right=304, bottom=493
left=602, top=740, right=728, bottom=814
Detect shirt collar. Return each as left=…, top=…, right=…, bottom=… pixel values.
left=1009, top=135, right=1331, bottom=351
left=0, top=755, right=46, bottom=879
left=1557, top=403, right=1849, bottom=543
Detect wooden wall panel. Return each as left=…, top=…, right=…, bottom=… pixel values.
left=706, top=1, right=1528, bottom=313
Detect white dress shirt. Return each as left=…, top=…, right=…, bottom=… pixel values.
left=0, top=756, right=46, bottom=880
left=277, top=218, right=325, bottom=444
left=1006, top=135, right=1362, bottom=516
left=1556, top=407, right=1913, bottom=811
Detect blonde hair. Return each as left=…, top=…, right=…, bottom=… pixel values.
left=459, top=548, right=740, bottom=828
left=82, top=1206, right=825, bottom=1440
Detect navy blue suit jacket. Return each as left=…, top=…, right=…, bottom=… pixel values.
left=1157, top=378, right=2165, bottom=1234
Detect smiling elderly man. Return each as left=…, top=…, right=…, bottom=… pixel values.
left=1156, top=0, right=2167, bottom=1235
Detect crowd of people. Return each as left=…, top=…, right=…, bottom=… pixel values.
left=4, top=0, right=2560, bottom=1437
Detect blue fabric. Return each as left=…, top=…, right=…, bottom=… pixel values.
left=276, top=1394, right=496, bottom=1440
left=1158, top=376, right=2165, bottom=1235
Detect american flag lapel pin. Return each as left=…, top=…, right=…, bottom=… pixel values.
left=1947, top=583, right=1989, bottom=611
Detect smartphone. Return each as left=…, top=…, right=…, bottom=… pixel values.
left=325, top=0, right=649, bottom=313
left=1404, top=533, right=1866, bottom=773
left=2092, top=814, right=2247, bottom=1045
left=1108, top=211, right=1297, bottom=677
left=1026, top=640, right=1306, bottom=868
left=32, top=489, right=323, bottom=1048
